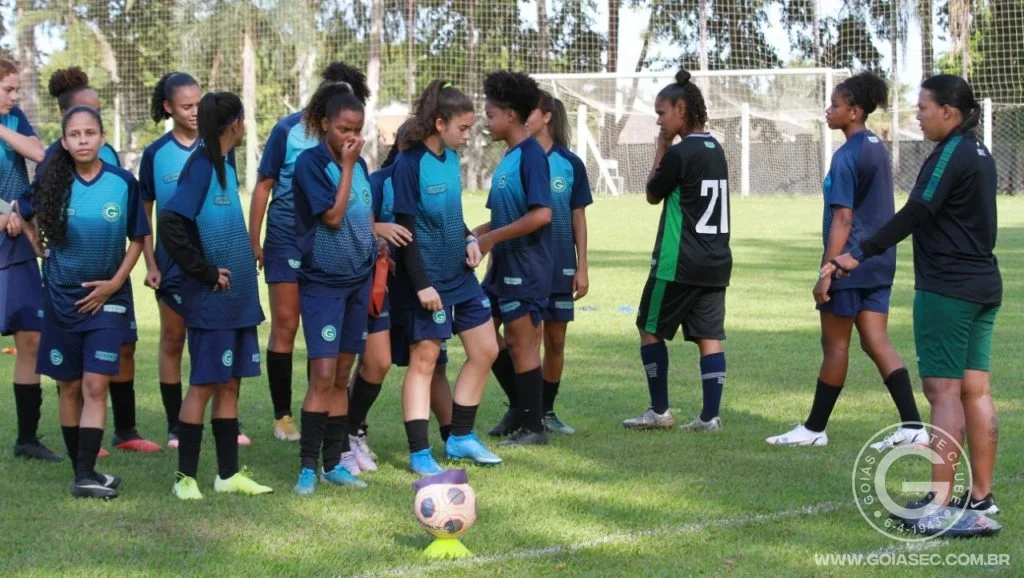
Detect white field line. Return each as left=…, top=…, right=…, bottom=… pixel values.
left=356, top=501, right=844, bottom=578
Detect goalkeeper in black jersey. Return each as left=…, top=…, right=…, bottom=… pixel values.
left=623, top=70, right=732, bottom=432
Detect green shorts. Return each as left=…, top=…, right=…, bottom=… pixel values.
left=913, top=290, right=999, bottom=379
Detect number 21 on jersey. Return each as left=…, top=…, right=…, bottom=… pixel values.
left=697, top=179, right=729, bottom=235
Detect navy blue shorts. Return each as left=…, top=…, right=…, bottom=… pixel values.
left=541, top=293, right=575, bottom=323
left=390, top=309, right=450, bottom=368
left=0, top=259, right=43, bottom=335
left=366, top=292, right=391, bottom=335
left=263, top=248, right=301, bottom=284
left=37, top=325, right=123, bottom=381
left=300, top=278, right=371, bottom=359
left=486, top=289, right=545, bottom=326
left=817, top=286, right=892, bottom=318
left=155, top=273, right=193, bottom=320
left=123, top=317, right=138, bottom=345
left=186, top=326, right=261, bottom=385
left=405, top=291, right=492, bottom=343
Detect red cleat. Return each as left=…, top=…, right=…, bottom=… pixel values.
left=112, top=429, right=162, bottom=453
left=97, top=448, right=111, bottom=458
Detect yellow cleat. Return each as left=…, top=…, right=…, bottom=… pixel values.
left=173, top=474, right=204, bottom=500
left=273, top=416, right=301, bottom=442
left=214, top=468, right=273, bottom=495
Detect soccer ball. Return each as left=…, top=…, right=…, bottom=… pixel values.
left=413, top=482, right=477, bottom=539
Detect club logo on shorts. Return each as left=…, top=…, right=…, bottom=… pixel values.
left=102, top=202, right=121, bottom=222
left=49, top=349, right=63, bottom=366
left=173, top=294, right=183, bottom=304
left=432, top=310, right=447, bottom=324
left=288, top=259, right=301, bottom=269
left=500, top=301, right=521, bottom=313
left=252, top=353, right=261, bottom=363
left=322, top=325, right=338, bottom=342
left=481, top=298, right=491, bottom=308
left=221, top=349, right=234, bottom=367
left=552, top=177, right=567, bottom=193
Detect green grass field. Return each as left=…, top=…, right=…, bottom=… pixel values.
left=2, top=195, right=1022, bottom=577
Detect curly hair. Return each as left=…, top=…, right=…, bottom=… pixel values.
left=303, top=81, right=363, bottom=140
left=835, top=72, right=888, bottom=119
left=33, top=106, right=105, bottom=249
left=656, top=70, right=708, bottom=132
left=151, top=71, right=199, bottom=123
left=483, top=70, right=541, bottom=124
left=321, top=61, right=370, bottom=105
left=405, top=79, right=475, bottom=143
left=48, top=67, right=92, bottom=112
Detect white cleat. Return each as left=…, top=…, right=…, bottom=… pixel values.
left=679, top=416, right=723, bottom=432
left=348, top=435, right=377, bottom=472
left=621, top=408, right=675, bottom=430
left=869, top=426, right=929, bottom=451
left=341, top=451, right=362, bottom=477
left=766, top=424, right=829, bottom=447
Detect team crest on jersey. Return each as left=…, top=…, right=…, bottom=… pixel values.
left=322, top=325, right=338, bottom=342
left=288, top=259, right=301, bottom=269
left=221, top=349, right=234, bottom=367
left=49, top=349, right=63, bottom=366
left=497, top=172, right=509, bottom=189
left=432, top=310, right=447, bottom=324
left=362, top=188, right=372, bottom=205
left=102, top=202, right=121, bottom=222
left=552, top=177, right=568, bottom=193
left=426, top=183, right=447, bottom=195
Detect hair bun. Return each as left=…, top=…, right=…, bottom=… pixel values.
left=675, top=70, right=691, bottom=86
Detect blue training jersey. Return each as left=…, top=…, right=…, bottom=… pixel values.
left=547, top=144, right=592, bottom=295
left=823, top=130, right=896, bottom=290
left=139, top=131, right=199, bottom=276
left=163, top=150, right=264, bottom=330
left=483, top=136, right=553, bottom=300
left=292, top=142, right=375, bottom=295
left=369, top=164, right=395, bottom=225
left=392, top=143, right=478, bottom=305
left=258, top=111, right=319, bottom=256
left=40, top=164, right=148, bottom=331
left=0, top=107, right=37, bottom=268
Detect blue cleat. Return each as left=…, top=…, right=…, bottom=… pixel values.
left=408, top=448, right=445, bottom=477
left=446, top=432, right=502, bottom=466
left=293, top=467, right=317, bottom=496
left=321, top=465, right=368, bottom=488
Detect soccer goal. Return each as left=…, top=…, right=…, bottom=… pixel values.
left=533, top=68, right=851, bottom=197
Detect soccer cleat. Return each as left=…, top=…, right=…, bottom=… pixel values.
left=273, top=416, right=301, bottom=442
left=487, top=407, right=522, bottom=437
left=542, top=412, right=576, bottom=435
left=237, top=429, right=252, bottom=447
left=621, top=407, right=675, bottom=430
left=765, top=424, right=828, bottom=447
left=340, top=451, right=362, bottom=476
left=680, top=416, right=723, bottom=432
left=915, top=510, right=1002, bottom=538
left=321, top=465, right=368, bottom=488
left=167, top=431, right=179, bottom=450
left=446, top=432, right=503, bottom=465
left=214, top=469, right=273, bottom=495
left=889, top=492, right=935, bottom=524
left=97, top=448, right=110, bottom=459
left=869, top=426, right=929, bottom=451
left=113, top=429, right=162, bottom=453
left=354, top=430, right=377, bottom=460
left=498, top=428, right=549, bottom=447
left=172, top=474, right=203, bottom=500
left=13, top=438, right=64, bottom=462
left=71, top=476, right=118, bottom=500
left=348, top=435, right=377, bottom=472
left=294, top=467, right=317, bottom=496
left=950, top=491, right=1000, bottom=515
left=409, top=448, right=445, bottom=477
left=95, top=472, right=122, bottom=490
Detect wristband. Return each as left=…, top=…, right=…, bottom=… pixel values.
left=466, top=235, right=478, bottom=245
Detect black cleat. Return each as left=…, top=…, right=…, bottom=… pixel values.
left=13, top=438, right=64, bottom=462
left=950, top=491, right=1000, bottom=515
left=487, top=407, right=522, bottom=437
left=94, top=472, right=122, bottom=490
left=498, top=428, right=549, bottom=447
left=71, top=476, right=119, bottom=500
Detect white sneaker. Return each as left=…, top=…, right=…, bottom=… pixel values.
left=348, top=435, right=377, bottom=472
left=869, top=426, right=928, bottom=451
left=679, top=415, right=723, bottom=432
left=766, top=424, right=829, bottom=447
left=621, top=408, right=675, bottom=430
left=354, top=431, right=377, bottom=460
left=340, top=451, right=362, bottom=477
